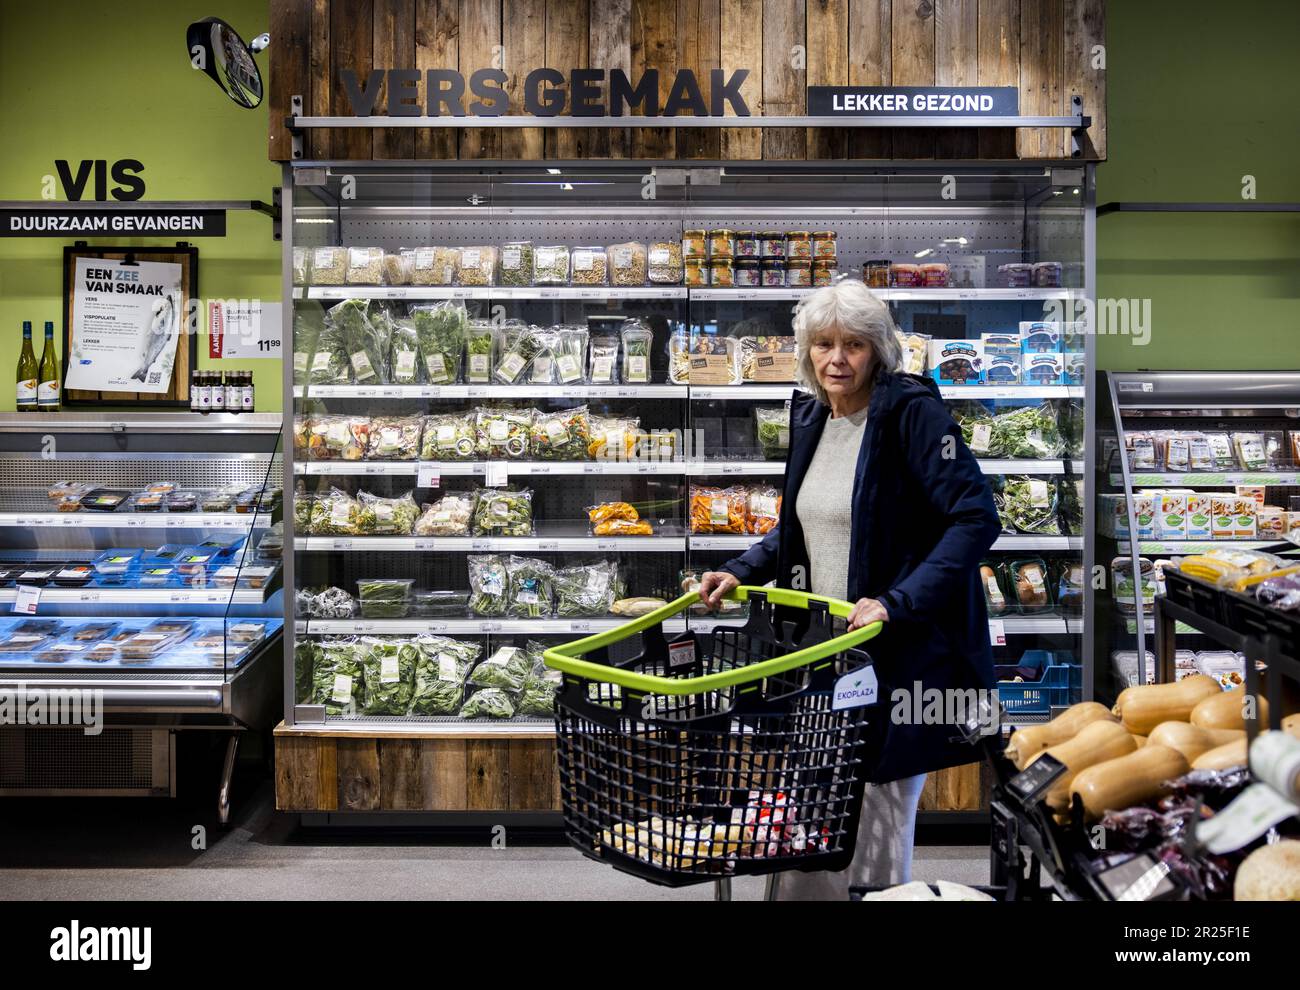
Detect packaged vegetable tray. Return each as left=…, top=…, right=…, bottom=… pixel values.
left=474, top=406, right=533, bottom=459
left=531, top=405, right=591, bottom=460
left=1007, top=558, right=1053, bottom=613
left=356, top=490, right=419, bottom=535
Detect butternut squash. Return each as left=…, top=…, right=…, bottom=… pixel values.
left=1146, top=721, right=1245, bottom=763
left=1111, top=675, right=1221, bottom=735
left=1069, top=745, right=1190, bottom=821
left=1191, top=737, right=1249, bottom=771
left=1004, top=701, right=1118, bottom=770
left=1190, top=686, right=1270, bottom=731
left=1282, top=713, right=1300, bottom=738
left=1132, top=734, right=1148, bottom=748
left=1029, top=719, right=1137, bottom=812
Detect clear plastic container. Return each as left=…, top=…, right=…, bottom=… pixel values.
left=621, top=323, right=653, bottom=383
left=411, top=590, right=470, bottom=617
left=499, top=241, right=534, bottom=286
left=456, top=246, right=499, bottom=286
left=608, top=242, right=648, bottom=285
left=647, top=242, right=683, bottom=284
left=92, top=548, right=142, bottom=576
left=570, top=246, right=608, bottom=286
left=357, top=578, right=415, bottom=601
left=532, top=245, right=571, bottom=286
left=345, top=247, right=386, bottom=285
left=465, top=324, right=497, bottom=383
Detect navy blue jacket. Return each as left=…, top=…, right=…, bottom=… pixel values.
left=718, top=371, right=1001, bottom=783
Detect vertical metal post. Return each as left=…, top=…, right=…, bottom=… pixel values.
left=1080, top=163, right=1098, bottom=699
left=280, top=163, right=297, bottom=727
left=763, top=874, right=781, bottom=901
left=714, top=878, right=732, bottom=901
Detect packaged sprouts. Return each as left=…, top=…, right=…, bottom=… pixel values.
left=465, top=323, right=496, bottom=383
left=366, top=416, right=423, bottom=460
left=414, top=493, right=474, bottom=536
left=412, top=300, right=468, bottom=385
left=382, top=251, right=413, bottom=286
left=420, top=411, right=476, bottom=461
left=412, top=246, right=459, bottom=286
left=533, top=245, right=571, bottom=286
left=494, top=325, right=542, bottom=385
left=609, top=241, right=648, bottom=285
left=755, top=405, right=791, bottom=459
left=621, top=320, right=653, bottom=383
left=530, top=405, right=591, bottom=460
left=474, top=406, right=533, bottom=459
left=455, top=245, right=499, bottom=286
left=345, top=247, right=386, bottom=285
left=506, top=556, right=555, bottom=618
left=570, top=246, right=608, bottom=286
left=471, top=487, right=535, bottom=537
left=499, top=241, right=534, bottom=287
left=588, top=335, right=620, bottom=384
left=292, top=247, right=308, bottom=285
left=647, top=241, right=683, bottom=284
left=467, top=555, right=509, bottom=615
left=310, top=246, right=347, bottom=285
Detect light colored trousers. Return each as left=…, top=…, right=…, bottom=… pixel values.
left=776, top=773, right=927, bottom=901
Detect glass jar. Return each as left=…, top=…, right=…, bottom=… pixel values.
left=684, top=258, right=709, bottom=287
left=812, top=259, right=837, bottom=286
left=760, top=258, right=786, bottom=287
left=709, top=258, right=735, bottom=288
left=759, top=231, right=786, bottom=258
left=708, top=228, right=735, bottom=259
left=920, top=263, right=950, bottom=288
left=682, top=229, right=708, bottom=259
left=1033, top=261, right=1063, bottom=287
left=812, top=231, right=837, bottom=259
left=734, top=230, right=758, bottom=258
left=864, top=259, right=891, bottom=289
left=888, top=263, right=924, bottom=288
left=786, top=231, right=812, bottom=260
left=786, top=260, right=812, bottom=287
left=734, top=258, right=761, bottom=287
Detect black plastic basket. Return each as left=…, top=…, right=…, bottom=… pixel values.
left=544, top=586, right=883, bottom=887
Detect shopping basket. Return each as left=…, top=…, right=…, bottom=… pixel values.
left=543, top=585, right=883, bottom=888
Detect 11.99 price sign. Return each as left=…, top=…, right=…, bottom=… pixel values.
left=208, top=300, right=283, bottom=360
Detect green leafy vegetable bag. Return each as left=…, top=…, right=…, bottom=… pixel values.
left=458, top=687, right=516, bottom=719
left=409, top=636, right=480, bottom=715
left=471, top=487, right=534, bottom=537
left=467, top=554, right=509, bottom=616
left=309, top=638, right=363, bottom=714
left=467, top=645, right=532, bottom=693
left=506, top=555, right=554, bottom=618
left=995, top=476, right=1061, bottom=535
left=553, top=560, right=617, bottom=616
left=411, top=301, right=468, bottom=384
left=323, top=298, right=386, bottom=385
left=358, top=637, right=419, bottom=715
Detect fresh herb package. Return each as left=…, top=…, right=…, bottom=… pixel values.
left=411, top=300, right=468, bottom=385
left=506, top=555, right=555, bottom=618
left=471, top=487, right=535, bottom=537
left=467, top=555, right=509, bottom=616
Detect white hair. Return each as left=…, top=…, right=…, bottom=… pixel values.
left=793, top=280, right=903, bottom=405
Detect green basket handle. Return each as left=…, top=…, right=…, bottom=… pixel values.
left=542, top=585, right=882, bottom=697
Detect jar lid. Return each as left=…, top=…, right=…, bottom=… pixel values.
left=788, top=259, right=812, bottom=268
left=866, top=258, right=892, bottom=265
left=786, top=230, right=811, bottom=238
left=734, top=230, right=756, bottom=239
left=758, top=230, right=785, bottom=239
left=710, top=258, right=734, bottom=267
left=812, top=230, right=836, bottom=238
left=919, top=262, right=949, bottom=270
left=760, top=257, right=786, bottom=267
left=813, top=258, right=838, bottom=268
left=684, top=257, right=708, bottom=266
left=684, top=229, right=706, bottom=237
left=735, top=258, right=761, bottom=267
left=890, top=262, right=921, bottom=271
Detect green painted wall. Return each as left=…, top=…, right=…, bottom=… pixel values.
left=0, top=0, right=282, bottom=411
left=1096, top=0, right=1300, bottom=371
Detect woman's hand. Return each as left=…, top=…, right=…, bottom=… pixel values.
left=848, top=597, right=889, bottom=630
left=698, top=571, right=740, bottom=610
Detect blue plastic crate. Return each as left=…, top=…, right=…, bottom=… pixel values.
left=997, top=663, right=1080, bottom=715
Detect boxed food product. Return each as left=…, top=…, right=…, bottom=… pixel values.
left=1018, top=322, right=1062, bottom=353
left=984, top=355, right=1022, bottom=385
left=1257, top=505, right=1287, bottom=540
left=1130, top=493, right=1156, bottom=540
left=1021, top=352, right=1065, bottom=386
left=1099, top=494, right=1130, bottom=539
left=980, top=332, right=1021, bottom=359
left=1185, top=493, right=1214, bottom=540
left=1063, top=353, right=1087, bottom=386
left=1234, top=499, right=1258, bottom=539
left=928, top=339, right=984, bottom=385
left=1173, top=649, right=1200, bottom=681
left=79, top=489, right=132, bottom=512
left=1157, top=492, right=1188, bottom=540
left=1127, top=432, right=1158, bottom=471
left=1211, top=496, right=1244, bottom=539
left=687, top=335, right=740, bottom=386
left=739, top=336, right=797, bottom=383
left=92, top=548, right=141, bottom=576
left=979, top=561, right=1009, bottom=616
left=139, top=565, right=177, bottom=587
left=1235, top=485, right=1267, bottom=508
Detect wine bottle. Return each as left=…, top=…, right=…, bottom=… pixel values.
left=15, top=321, right=37, bottom=412
left=38, top=321, right=60, bottom=412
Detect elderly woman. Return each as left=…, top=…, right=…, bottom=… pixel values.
left=698, top=280, right=1000, bottom=899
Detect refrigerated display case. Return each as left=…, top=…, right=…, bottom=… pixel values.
left=281, top=162, right=1095, bottom=811
left=1094, top=371, right=1300, bottom=696
left=0, top=412, right=283, bottom=814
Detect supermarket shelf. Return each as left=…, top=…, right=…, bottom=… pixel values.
left=977, top=459, right=1066, bottom=475
left=300, top=617, right=690, bottom=635
left=303, top=286, right=687, bottom=301
left=689, top=287, right=1078, bottom=302
left=685, top=461, right=788, bottom=476
left=940, top=385, right=1086, bottom=400
left=0, top=512, right=256, bottom=530
left=294, top=458, right=1063, bottom=477
left=297, top=534, right=686, bottom=553
left=1135, top=540, right=1289, bottom=554
left=294, top=383, right=688, bottom=400
left=1111, top=472, right=1300, bottom=486
left=1127, top=617, right=1202, bottom=636
left=999, top=615, right=1083, bottom=634
left=689, top=535, right=763, bottom=551
left=691, top=534, right=1081, bottom=552
left=0, top=586, right=272, bottom=605
left=690, top=385, right=799, bottom=401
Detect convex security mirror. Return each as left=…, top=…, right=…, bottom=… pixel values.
left=187, top=16, right=265, bottom=108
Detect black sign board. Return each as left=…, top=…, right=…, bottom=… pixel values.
left=1094, top=852, right=1182, bottom=902
left=1, top=209, right=227, bottom=238
left=1007, top=753, right=1067, bottom=805
left=807, top=86, right=1019, bottom=116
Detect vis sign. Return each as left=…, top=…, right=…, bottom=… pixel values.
left=808, top=86, right=1019, bottom=116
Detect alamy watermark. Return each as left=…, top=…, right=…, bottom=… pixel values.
left=0, top=684, right=103, bottom=736
left=890, top=682, right=1001, bottom=737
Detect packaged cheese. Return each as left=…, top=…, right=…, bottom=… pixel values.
left=1157, top=492, right=1188, bottom=540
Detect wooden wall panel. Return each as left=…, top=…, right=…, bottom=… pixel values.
left=546, top=0, right=590, bottom=159
left=428, top=738, right=470, bottom=809
left=336, top=737, right=382, bottom=810
left=1064, top=0, right=1105, bottom=159
left=270, top=0, right=1106, bottom=163
left=890, top=0, right=935, bottom=159
left=373, top=0, right=417, bottom=159
left=720, top=0, right=763, bottom=159
left=466, top=739, right=511, bottom=809
left=631, top=0, right=678, bottom=158
left=508, top=739, right=556, bottom=810
left=502, top=0, right=547, bottom=159
left=676, top=0, right=722, bottom=159
left=458, top=0, right=502, bottom=158
left=760, top=0, right=805, bottom=160
left=1017, top=0, right=1064, bottom=159
left=330, top=0, right=374, bottom=159
left=976, top=0, right=1017, bottom=158
left=806, top=0, right=849, bottom=159
left=848, top=0, right=891, bottom=158
left=415, top=0, right=460, bottom=159
left=935, top=0, right=979, bottom=159
left=918, top=762, right=985, bottom=811
left=588, top=0, right=633, bottom=157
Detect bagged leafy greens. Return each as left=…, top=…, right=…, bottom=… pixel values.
left=412, top=300, right=468, bottom=385
left=467, top=555, right=509, bottom=616
left=468, top=645, right=533, bottom=693
left=420, top=411, right=476, bottom=461
left=357, top=637, right=419, bottom=715
left=949, top=401, right=995, bottom=456
left=322, top=298, right=386, bottom=384
left=471, top=488, right=534, bottom=537
left=995, top=477, right=1061, bottom=535
left=553, top=560, right=618, bottom=616
left=292, top=310, right=324, bottom=387
left=356, top=490, right=419, bottom=535
left=516, top=643, right=563, bottom=716
left=408, top=636, right=479, bottom=715
left=309, top=637, right=363, bottom=714
left=506, top=555, right=554, bottom=618
left=387, top=315, right=421, bottom=384
left=988, top=403, right=1062, bottom=459
left=310, top=487, right=363, bottom=536
left=294, top=640, right=317, bottom=704
left=465, top=323, right=496, bottom=383
left=494, top=325, right=542, bottom=385
left=458, top=687, right=516, bottom=720
left=754, top=405, right=790, bottom=460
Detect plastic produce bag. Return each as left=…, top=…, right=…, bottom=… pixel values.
left=620, top=320, right=653, bottom=383
left=413, top=493, right=474, bottom=536
left=297, top=585, right=356, bottom=619
left=988, top=403, right=1062, bottom=459
left=587, top=335, right=620, bottom=384
left=690, top=485, right=747, bottom=534
left=494, top=325, right=542, bottom=385
left=468, top=645, right=533, bottom=693
left=530, top=405, right=590, bottom=460
left=471, top=487, right=534, bottom=537
left=995, top=477, right=1061, bottom=535
left=366, top=416, right=423, bottom=460
left=387, top=315, right=421, bottom=384
left=949, top=401, right=994, bottom=456
left=309, top=638, right=363, bottom=714
left=358, top=637, right=419, bottom=715
left=474, top=406, right=533, bottom=459
left=467, top=555, right=509, bottom=616
left=323, top=298, right=386, bottom=384
left=458, top=687, right=516, bottom=719
left=667, top=325, right=691, bottom=384
left=516, top=645, right=563, bottom=716
left=465, top=323, right=496, bottom=383
left=507, top=556, right=554, bottom=618
left=356, top=490, right=419, bottom=535
left=745, top=486, right=781, bottom=535
left=307, top=415, right=370, bottom=461
left=754, top=405, right=790, bottom=460
left=411, top=300, right=468, bottom=385
left=292, top=310, right=323, bottom=387
left=553, top=560, right=618, bottom=616
left=420, top=411, right=476, bottom=461
left=310, top=487, right=363, bottom=535
left=587, top=415, right=639, bottom=461
left=409, top=636, right=479, bottom=715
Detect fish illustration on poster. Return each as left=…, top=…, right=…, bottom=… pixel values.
left=65, top=257, right=183, bottom=394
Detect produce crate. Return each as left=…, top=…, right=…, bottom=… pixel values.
left=997, top=663, right=1080, bottom=716
left=1219, top=589, right=1300, bottom=662
left=1162, top=569, right=1228, bottom=624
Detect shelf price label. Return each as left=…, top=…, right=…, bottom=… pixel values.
left=485, top=462, right=509, bottom=487
left=570, top=621, right=591, bottom=632
left=479, top=622, right=502, bottom=633
left=417, top=462, right=441, bottom=489
left=470, top=540, right=493, bottom=551
left=12, top=584, right=41, bottom=615
left=333, top=539, right=353, bottom=550
left=595, top=541, right=619, bottom=551
left=988, top=619, right=1006, bottom=647
left=537, top=541, right=560, bottom=551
